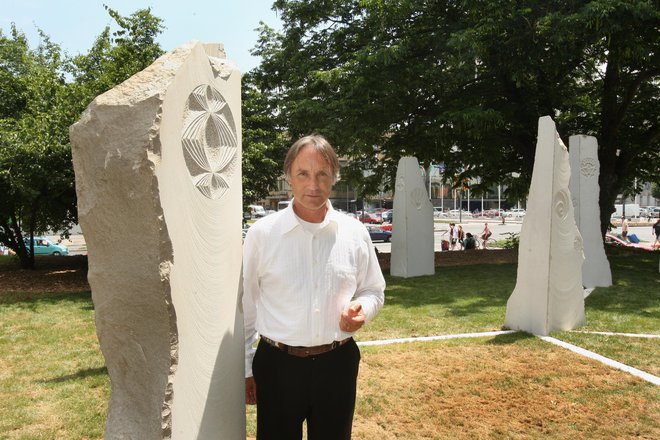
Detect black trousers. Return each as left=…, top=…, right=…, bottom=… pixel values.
left=252, top=338, right=361, bottom=440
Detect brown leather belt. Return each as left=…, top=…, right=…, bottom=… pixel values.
left=261, top=336, right=351, bottom=358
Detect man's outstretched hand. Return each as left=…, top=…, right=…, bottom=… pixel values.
left=340, top=301, right=365, bottom=333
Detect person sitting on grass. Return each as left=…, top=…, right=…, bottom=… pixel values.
left=464, top=232, right=476, bottom=250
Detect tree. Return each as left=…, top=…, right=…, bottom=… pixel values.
left=0, top=8, right=164, bottom=268
left=252, top=0, right=659, bottom=235
left=241, top=71, right=288, bottom=208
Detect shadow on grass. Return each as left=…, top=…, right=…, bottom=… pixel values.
left=42, top=366, right=108, bottom=383
left=487, top=331, right=535, bottom=345
left=0, top=290, right=92, bottom=307
left=585, top=254, right=659, bottom=315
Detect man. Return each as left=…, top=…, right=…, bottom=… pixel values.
left=652, top=218, right=660, bottom=248
left=243, top=134, right=385, bottom=440
left=621, top=216, right=629, bottom=241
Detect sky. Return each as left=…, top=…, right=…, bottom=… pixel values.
left=1, top=0, right=282, bottom=72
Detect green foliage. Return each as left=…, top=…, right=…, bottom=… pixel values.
left=500, top=232, right=520, bottom=249
left=254, top=0, right=658, bottom=231
left=0, top=8, right=164, bottom=268
left=241, top=72, right=288, bottom=207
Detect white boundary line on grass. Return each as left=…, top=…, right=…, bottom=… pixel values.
left=570, top=330, right=660, bottom=339
left=357, top=330, right=516, bottom=346
left=540, top=336, right=660, bottom=386
left=357, top=330, right=659, bottom=386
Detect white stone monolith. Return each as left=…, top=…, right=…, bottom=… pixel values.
left=390, top=157, right=435, bottom=277
left=569, top=135, right=612, bottom=288
left=70, top=41, right=244, bottom=439
left=504, top=116, right=585, bottom=335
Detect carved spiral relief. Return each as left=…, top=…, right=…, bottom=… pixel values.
left=553, top=189, right=570, bottom=221
left=410, top=187, right=426, bottom=211
left=181, top=85, right=237, bottom=200
left=580, top=158, right=598, bottom=178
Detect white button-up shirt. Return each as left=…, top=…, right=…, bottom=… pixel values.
left=242, top=201, right=386, bottom=376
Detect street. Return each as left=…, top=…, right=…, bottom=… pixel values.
left=373, top=217, right=658, bottom=253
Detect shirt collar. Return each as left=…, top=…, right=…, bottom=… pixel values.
left=280, top=199, right=338, bottom=235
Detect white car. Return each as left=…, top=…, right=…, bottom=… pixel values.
left=448, top=209, right=472, bottom=218
left=506, top=208, right=526, bottom=218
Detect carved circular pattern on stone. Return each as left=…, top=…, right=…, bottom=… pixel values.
left=580, top=158, right=598, bottom=178
left=181, top=84, right=237, bottom=200
left=553, top=189, right=570, bottom=220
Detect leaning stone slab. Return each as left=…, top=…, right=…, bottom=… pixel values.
left=390, top=156, right=435, bottom=277
left=569, top=135, right=612, bottom=288
left=505, top=116, right=585, bottom=336
left=70, top=41, right=244, bottom=439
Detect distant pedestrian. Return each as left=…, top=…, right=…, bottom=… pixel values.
left=457, top=225, right=465, bottom=250
left=449, top=223, right=458, bottom=250
left=621, top=217, right=629, bottom=241
left=464, top=232, right=476, bottom=250
left=653, top=219, right=660, bottom=248
left=480, top=223, right=492, bottom=249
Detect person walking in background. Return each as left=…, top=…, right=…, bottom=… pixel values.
left=653, top=219, right=660, bottom=248
left=480, top=222, right=492, bottom=249
left=243, top=134, right=385, bottom=440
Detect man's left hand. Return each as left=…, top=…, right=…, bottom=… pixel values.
left=340, top=301, right=365, bottom=333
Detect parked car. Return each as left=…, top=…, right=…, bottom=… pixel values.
left=649, top=207, right=660, bottom=218
left=448, top=209, right=472, bottom=218
left=506, top=208, right=526, bottom=218
left=366, top=225, right=392, bottom=242
left=359, top=212, right=381, bottom=224
left=433, top=207, right=446, bottom=218
left=605, top=233, right=656, bottom=251
left=248, top=204, right=266, bottom=218
left=24, top=237, right=69, bottom=256
left=381, top=209, right=393, bottom=223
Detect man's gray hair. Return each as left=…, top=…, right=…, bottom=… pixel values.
left=284, top=134, right=340, bottom=182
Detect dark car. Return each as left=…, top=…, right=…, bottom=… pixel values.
left=381, top=210, right=393, bottom=223
left=366, top=226, right=392, bottom=242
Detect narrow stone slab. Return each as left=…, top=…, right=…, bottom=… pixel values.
left=569, top=135, right=612, bottom=288
left=390, top=156, right=435, bottom=277
left=505, top=116, right=585, bottom=336
left=70, top=41, right=244, bottom=439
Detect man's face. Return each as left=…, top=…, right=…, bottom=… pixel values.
left=288, top=145, right=334, bottom=221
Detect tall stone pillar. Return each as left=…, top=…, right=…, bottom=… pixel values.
left=70, top=41, right=244, bottom=439
left=504, top=116, right=585, bottom=335
left=569, top=135, right=612, bottom=288
left=390, top=156, right=435, bottom=277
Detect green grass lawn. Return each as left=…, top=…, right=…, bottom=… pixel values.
left=1, top=252, right=658, bottom=439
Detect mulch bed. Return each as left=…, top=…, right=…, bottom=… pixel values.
left=0, top=255, right=90, bottom=293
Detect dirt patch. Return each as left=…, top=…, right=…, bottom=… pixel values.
left=0, top=256, right=89, bottom=293
left=353, top=338, right=660, bottom=439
